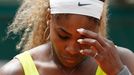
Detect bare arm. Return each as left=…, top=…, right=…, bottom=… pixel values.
left=118, top=47, right=134, bottom=74
left=0, top=59, right=24, bottom=75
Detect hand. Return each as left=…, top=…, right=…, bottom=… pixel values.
left=77, top=28, right=124, bottom=75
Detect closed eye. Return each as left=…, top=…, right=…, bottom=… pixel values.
left=58, top=33, right=70, bottom=40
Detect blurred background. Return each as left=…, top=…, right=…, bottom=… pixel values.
left=0, top=0, right=134, bottom=67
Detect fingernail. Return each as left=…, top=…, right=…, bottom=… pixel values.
left=77, top=28, right=85, bottom=32
left=80, top=50, right=84, bottom=54
left=77, top=39, right=83, bottom=43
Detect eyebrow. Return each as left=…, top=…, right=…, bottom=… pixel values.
left=57, top=27, right=86, bottom=39
left=59, top=27, right=71, bottom=36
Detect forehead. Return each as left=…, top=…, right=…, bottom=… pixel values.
left=52, top=14, right=98, bottom=30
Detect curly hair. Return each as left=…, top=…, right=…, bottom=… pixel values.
left=8, top=0, right=109, bottom=51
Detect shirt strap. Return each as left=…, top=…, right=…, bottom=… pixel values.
left=15, top=51, right=39, bottom=75
left=96, top=66, right=106, bottom=75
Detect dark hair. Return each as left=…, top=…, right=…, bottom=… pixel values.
left=8, top=0, right=108, bottom=51
left=52, top=14, right=100, bottom=26
left=100, top=0, right=105, bottom=2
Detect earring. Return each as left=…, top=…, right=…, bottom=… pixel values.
left=47, top=20, right=49, bottom=26
left=44, top=20, right=50, bottom=41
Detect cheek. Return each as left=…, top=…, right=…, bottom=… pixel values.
left=90, top=25, right=99, bottom=33
left=50, top=28, right=66, bottom=53
left=95, top=25, right=99, bottom=33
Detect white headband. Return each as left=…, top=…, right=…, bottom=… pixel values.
left=50, top=0, right=104, bottom=19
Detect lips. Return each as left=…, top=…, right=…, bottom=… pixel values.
left=61, top=55, right=79, bottom=64
left=63, top=56, right=76, bottom=60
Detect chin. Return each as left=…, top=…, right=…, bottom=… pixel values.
left=60, top=56, right=85, bottom=68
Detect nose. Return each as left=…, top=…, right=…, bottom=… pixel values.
left=65, top=41, right=80, bottom=55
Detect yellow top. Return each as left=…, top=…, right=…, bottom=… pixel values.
left=16, top=51, right=106, bottom=75
left=96, top=66, right=106, bottom=75
left=16, top=51, right=39, bottom=75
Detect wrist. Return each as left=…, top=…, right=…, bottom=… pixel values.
left=108, top=64, right=124, bottom=75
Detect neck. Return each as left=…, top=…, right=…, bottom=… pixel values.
left=50, top=44, right=89, bottom=72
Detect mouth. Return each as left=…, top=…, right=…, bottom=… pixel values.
left=62, top=55, right=80, bottom=64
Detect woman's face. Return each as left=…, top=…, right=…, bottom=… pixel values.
left=50, top=14, right=99, bottom=68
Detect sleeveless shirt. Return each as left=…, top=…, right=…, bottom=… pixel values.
left=15, top=51, right=106, bottom=75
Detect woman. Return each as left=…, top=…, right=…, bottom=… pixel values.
left=0, top=0, right=134, bottom=75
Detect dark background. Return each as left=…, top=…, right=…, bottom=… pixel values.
left=0, top=0, right=134, bottom=60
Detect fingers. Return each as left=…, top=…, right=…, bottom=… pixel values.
left=77, top=28, right=107, bottom=47
left=77, top=28, right=105, bottom=58
left=77, top=38, right=104, bottom=53
left=80, top=49, right=97, bottom=57
left=79, top=48, right=100, bottom=59
left=76, top=28, right=124, bottom=74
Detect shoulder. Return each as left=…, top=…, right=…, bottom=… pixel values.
left=29, top=42, right=51, bottom=62
left=117, top=46, right=134, bottom=61
left=117, top=46, right=134, bottom=74
left=27, top=43, right=57, bottom=75
left=0, top=59, right=24, bottom=75
left=0, top=42, right=51, bottom=75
